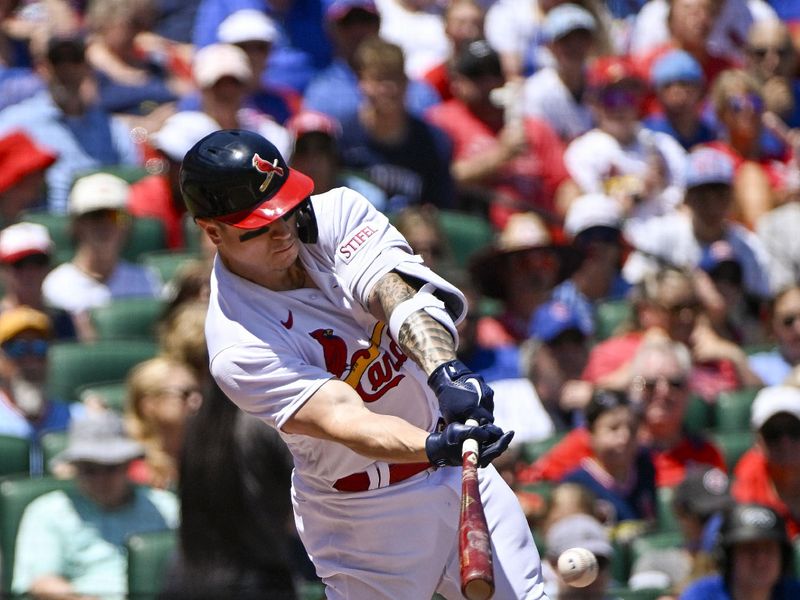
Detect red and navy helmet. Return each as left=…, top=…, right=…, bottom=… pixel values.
left=180, top=129, right=314, bottom=229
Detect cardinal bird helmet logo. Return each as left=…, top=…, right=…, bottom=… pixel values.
left=252, top=153, right=285, bottom=192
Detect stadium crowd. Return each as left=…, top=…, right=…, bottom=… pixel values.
left=0, top=0, right=800, bottom=597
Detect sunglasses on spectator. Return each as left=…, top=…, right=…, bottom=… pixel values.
left=2, top=339, right=48, bottom=359
left=10, top=254, right=50, bottom=270
left=76, top=462, right=128, bottom=476
left=779, top=313, right=800, bottom=328
left=599, top=88, right=639, bottom=110
left=761, top=420, right=800, bottom=445
left=156, top=386, right=202, bottom=402
left=660, top=301, right=701, bottom=317
left=748, top=46, right=792, bottom=59
left=79, top=209, right=130, bottom=226
left=632, top=375, right=688, bottom=393
left=727, top=93, right=764, bottom=114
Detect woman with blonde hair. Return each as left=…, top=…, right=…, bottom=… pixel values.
left=125, top=355, right=202, bottom=489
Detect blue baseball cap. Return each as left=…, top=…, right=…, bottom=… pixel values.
left=543, top=3, right=596, bottom=42
left=651, top=50, right=704, bottom=88
left=529, top=299, right=593, bottom=343
left=685, top=147, right=734, bottom=189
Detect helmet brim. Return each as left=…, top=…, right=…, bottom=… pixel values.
left=216, top=167, right=315, bottom=229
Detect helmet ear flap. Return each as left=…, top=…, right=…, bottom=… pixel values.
left=296, top=198, right=318, bottom=244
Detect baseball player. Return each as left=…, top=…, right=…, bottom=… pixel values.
left=180, top=129, right=547, bottom=599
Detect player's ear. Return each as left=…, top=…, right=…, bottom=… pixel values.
left=195, top=218, right=223, bottom=246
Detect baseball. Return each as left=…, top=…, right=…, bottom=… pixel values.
left=557, top=547, right=598, bottom=588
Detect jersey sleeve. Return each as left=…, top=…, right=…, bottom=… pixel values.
left=210, top=340, right=334, bottom=430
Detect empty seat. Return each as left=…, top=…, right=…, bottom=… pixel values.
left=0, top=435, right=30, bottom=477
left=715, top=388, right=760, bottom=433
left=126, top=529, right=177, bottom=600
left=90, top=297, right=166, bottom=341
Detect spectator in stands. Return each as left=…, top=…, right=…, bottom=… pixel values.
left=732, top=386, right=800, bottom=539
left=337, top=37, right=454, bottom=213
left=628, top=466, right=732, bottom=593
left=522, top=3, right=596, bottom=143
left=0, top=223, right=76, bottom=339
left=125, top=356, right=203, bottom=490
left=749, top=286, right=800, bottom=385
left=0, top=34, right=141, bottom=214
left=585, top=267, right=760, bottom=401
left=190, top=43, right=292, bottom=157
left=160, top=383, right=301, bottom=599
left=217, top=9, right=299, bottom=124
left=561, top=389, right=658, bottom=527
left=42, top=173, right=162, bottom=341
left=643, top=50, right=718, bottom=151
left=468, top=212, right=566, bottom=344
left=11, top=411, right=178, bottom=599
left=286, top=110, right=387, bottom=211
left=757, top=194, right=800, bottom=293
left=680, top=503, right=800, bottom=599
left=520, top=337, right=726, bottom=488
left=564, top=56, right=687, bottom=228
left=623, top=146, right=772, bottom=302
left=421, top=0, right=485, bottom=102
left=0, top=130, right=56, bottom=225
left=303, top=0, right=440, bottom=123
left=192, top=0, right=331, bottom=94
left=704, top=69, right=792, bottom=227
left=427, top=40, right=578, bottom=227
left=544, top=513, right=614, bottom=600
left=553, top=192, right=628, bottom=335
left=158, top=299, right=211, bottom=384
left=633, top=0, right=737, bottom=91
left=744, top=20, right=800, bottom=130
left=130, top=111, right=219, bottom=249
left=84, top=0, right=184, bottom=129
left=0, top=307, right=79, bottom=475
left=392, top=205, right=456, bottom=273
left=524, top=299, right=593, bottom=432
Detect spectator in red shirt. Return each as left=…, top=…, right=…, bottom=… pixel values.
left=518, top=336, right=726, bottom=487
left=732, top=385, right=800, bottom=540
left=129, top=111, right=219, bottom=249
left=426, top=39, right=580, bottom=228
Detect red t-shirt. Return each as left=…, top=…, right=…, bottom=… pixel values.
left=581, top=331, right=644, bottom=383
left=129, top=174, right=185, bottom=249
left=733, top=447, right=800, bottom=539
left=517, top=428, right=726, bottom=487
left=426, top=100, right=569, bottom=228
left=422, top=62, right=452, bottom=102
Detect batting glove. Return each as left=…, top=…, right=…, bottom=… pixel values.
left=425, top=422, right=514, bottom=468
left=428, top=360, right=494, bottom=425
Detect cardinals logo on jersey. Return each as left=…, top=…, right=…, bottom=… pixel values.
left=252, top=153, right=285, bottom=192
left=310, top=322, right=408, bottom=402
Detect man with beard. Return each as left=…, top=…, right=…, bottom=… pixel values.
left=0, top=306, right=80, bottom=474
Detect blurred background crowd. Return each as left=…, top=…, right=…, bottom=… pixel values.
left=1, top=0, right=800, bottom=598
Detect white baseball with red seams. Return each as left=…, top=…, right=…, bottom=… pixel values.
left=557, top=547, right=599, bottom=587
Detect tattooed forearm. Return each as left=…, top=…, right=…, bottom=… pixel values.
left=369, top=272, right=457, bottom=375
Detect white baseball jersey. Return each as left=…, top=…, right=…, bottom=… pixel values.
left=205, top=187, right=466, bottom=492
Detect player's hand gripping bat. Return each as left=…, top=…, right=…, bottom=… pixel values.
left=459, top=418, right=494, bottom=600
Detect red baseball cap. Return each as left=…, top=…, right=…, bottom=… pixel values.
left=586, top=56, right=645, bottom=90
left=0, top=131, right=57, bottom=195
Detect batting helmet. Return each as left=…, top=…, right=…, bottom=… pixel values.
left=180, top=129, right=314, bottom=229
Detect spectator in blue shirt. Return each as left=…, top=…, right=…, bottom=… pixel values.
left=680, top=503, right=800, bottom=600
left=0, top=34, right=140, bottom=214
left=302, top=0, right=440, bottom=123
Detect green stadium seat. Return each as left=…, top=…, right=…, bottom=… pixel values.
left=139, top=250, right=203, bottom=284
left=656, top=486, right=680, bottom=533
left=437, top=210, right=494, bottom=267
left=182, top=214, right=203, bottom=252
left=711, top=430, right=755, bottom=471
left=0, top=476, right=75, bottom=594
left=0, top=436, right=30, bottom=477
left=715, top=388, right=760, bottom=433
left=40, top=431, right=69, bottom=474
left=629, top=530, right=685, bottom=568
left=47, top=340, right=158, bottom=403
left=519, top=433, right=566, bottom=464
left=89, top=297, right=166, bottom=341
left=609, top=587, right=671, bottom=600
left=595, top=299, right=633, bottom=341
left=76, top=380, right=129, bottom=413
left=126, top=529, right=177, bottom=600
left=683, top=395, right=714, bottom=435
left=300, top=581, right=327, bottom=600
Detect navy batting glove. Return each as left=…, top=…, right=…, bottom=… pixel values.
left=428, top=360, right=494, bottom=425
left=425, top=422, right=508, bottom=468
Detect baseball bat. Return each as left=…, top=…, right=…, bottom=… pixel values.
left=459, top=418, right=494, bottom=600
